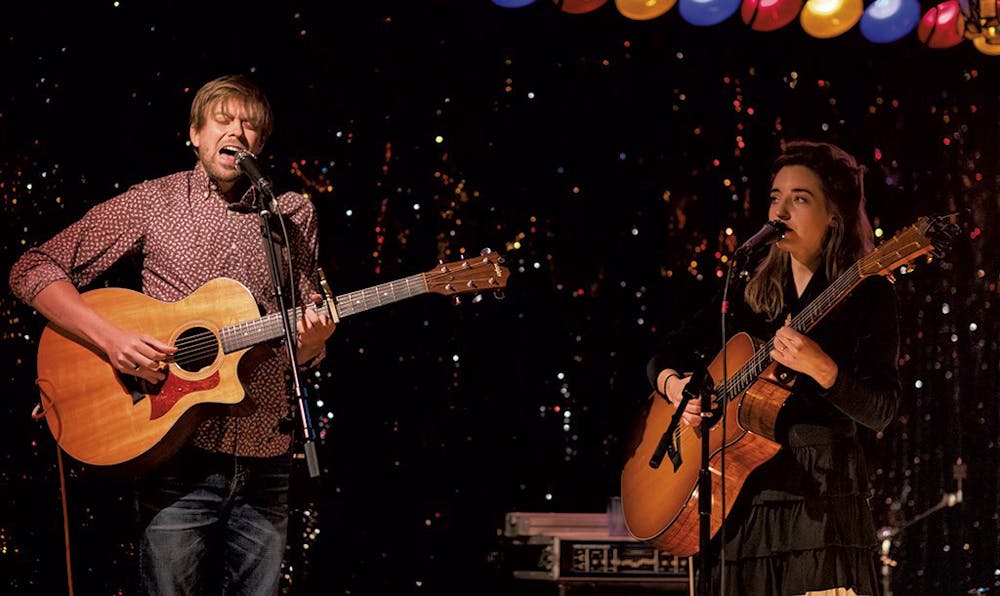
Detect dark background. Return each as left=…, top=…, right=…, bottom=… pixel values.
left=1, top=1, right=997, bottom=594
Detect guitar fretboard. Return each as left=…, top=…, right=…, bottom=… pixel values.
left=220, top=273, right=428, bottom=353
left=334, top=273, right=428, bottom=317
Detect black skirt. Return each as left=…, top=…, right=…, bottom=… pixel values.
left=712, top=435, right=882, bottom=596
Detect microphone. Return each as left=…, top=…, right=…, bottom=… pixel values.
left=220, top=147, right=273, bottom=195
left=735, top=220, right=788, bottom=255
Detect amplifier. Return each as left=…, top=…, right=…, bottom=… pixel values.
left=503, top=512, right=691, bottom=586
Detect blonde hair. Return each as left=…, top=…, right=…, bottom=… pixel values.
left=745, top=141, right=875, bottom=320
left=189, top=74, right=273, bottom=144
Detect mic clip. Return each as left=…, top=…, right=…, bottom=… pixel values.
left=220, top=146, right=275, bottom=199
left=734, top=220, right=789, bottom=257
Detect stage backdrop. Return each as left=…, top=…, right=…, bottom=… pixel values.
left=1, top=2, right=996, bottom=594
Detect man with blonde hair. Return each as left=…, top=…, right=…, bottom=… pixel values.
left=10, top=74, right=334, bottom=595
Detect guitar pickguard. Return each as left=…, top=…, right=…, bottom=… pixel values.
left=145, top=372, right=221, bottom=421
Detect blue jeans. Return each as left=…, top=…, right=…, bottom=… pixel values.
left=136, top=447, right=291, bottom=596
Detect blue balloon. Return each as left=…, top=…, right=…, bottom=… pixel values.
left=679, top=0, right=742, bottom=26
left=860, top=0, right=922, bottom=43
left=492, top=0, right=537, bottom=7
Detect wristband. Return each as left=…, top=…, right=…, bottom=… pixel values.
left=661, top=372, right=680, bottom=398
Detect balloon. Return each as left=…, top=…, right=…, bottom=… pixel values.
left=557, top=0, right=610, bottom=13
left=679, top=0, right=742, bottom=25
left=800, top=0, right=864, bottom=38
left=741, top=0, right=804, bottom=31
left=860, top=0, right=922, bottom=43
left=615, top=0, right=678, bottom=20
left=916, top=0, right=964, bottom=48
left=972, top=35, right=1000, bottom=54
left=492, top=0, right=538, bottom=6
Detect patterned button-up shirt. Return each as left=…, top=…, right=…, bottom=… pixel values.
left=10, top=162, right=322, bottom=458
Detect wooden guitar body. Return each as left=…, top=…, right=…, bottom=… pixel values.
left=36, top=278, right=258, bottom=472
left=32, top=250, right=511, bottom=473
left=621, top=332, right=794, bottom=556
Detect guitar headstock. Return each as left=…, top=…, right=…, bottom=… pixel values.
left=424, top=248, right=511, bottom=297
left=859, top=212, right=961, bottom=278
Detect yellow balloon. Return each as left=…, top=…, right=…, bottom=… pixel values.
left=972, top=35, right=1000, bottom=55
left=615, top=0, right=678, bottom=20
left=800, top=0, right=864, bottom=38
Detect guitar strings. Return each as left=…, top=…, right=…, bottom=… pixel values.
left=156, top=262, right=498, bottom=368
left=718, top=240, right=915, bottom=402
left=162, top=302, right=327, bottom=367
left=662, top=233, right=921, bottom=444
left=665, top=262, right=862, bottom=445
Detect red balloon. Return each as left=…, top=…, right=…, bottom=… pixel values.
left=741, top=0, right=804, bottom=31
left=557, top=0, right=610, bottom=14
left=917, top=0, right=964, bottom=48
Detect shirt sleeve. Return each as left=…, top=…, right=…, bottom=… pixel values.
left=818, top=276, right=901, bottom=432
left=9, top=188, right=146, bottom=305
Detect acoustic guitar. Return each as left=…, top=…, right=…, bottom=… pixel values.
left=34, top=250, right=509, bottom=473
left=620, top=215, right=957, bottom=556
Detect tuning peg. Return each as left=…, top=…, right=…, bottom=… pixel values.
left=480, top=247, right=492, bottom=256
left=493, top=290, right=506, bottom=300
left=453, top=296, right=462, bottom=306
left=472, top=293, right=483, bottom=304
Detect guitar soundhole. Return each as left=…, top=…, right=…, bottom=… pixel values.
left=173, top=326, right=220, bottom=374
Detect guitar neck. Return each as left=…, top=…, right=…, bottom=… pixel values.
left=332, top=273, right=429, bottom=317
left=722, top=264, right=864, bottom=399
left=220, top=273, right=429, bottom=353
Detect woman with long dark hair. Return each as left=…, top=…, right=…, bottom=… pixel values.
left=648, top=141, right=900, bottom=594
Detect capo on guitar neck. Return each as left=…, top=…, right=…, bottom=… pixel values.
left=316, top=268, right=340, bottom=324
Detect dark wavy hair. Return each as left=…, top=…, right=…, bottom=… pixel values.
left=745, top=141, right=876, bottom=320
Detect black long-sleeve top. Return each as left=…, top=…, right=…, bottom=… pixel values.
left=646, top=262, right=900, bottom=507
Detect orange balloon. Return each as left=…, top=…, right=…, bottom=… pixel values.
left=972, top=36, right=1000, bottom=55
left=800, top=0, right=863, bottom=38
left=615, top=0, right=678, bottom=19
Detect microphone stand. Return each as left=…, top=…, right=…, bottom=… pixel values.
left=696, top=364, right=716, bottom=596
left=247, top=174, right=321, bottom=479
left=877, top=459, right=966, bottom=595
left=651, top=221, right=783, bottom=593
left=691, top=251, right=740, bottom=595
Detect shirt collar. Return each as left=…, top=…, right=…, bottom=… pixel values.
left=783, top=260, right=828, bottom=312
left=191, top=161, right=255, bottom=207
